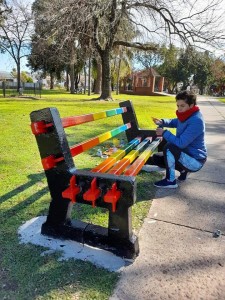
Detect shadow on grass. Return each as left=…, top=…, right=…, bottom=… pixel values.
left=2, top=186, right=49, bottom=220
left=0, top=172, right=120, bottom=299
left=0, top=167, right=160, bottom=225
left=0, top=173, right=46, bottom=204
left=0, top=243, right=118, bottom=299
left=0, top=170, right=161, bottom=299
left=136, top=171, right=163, bottom=202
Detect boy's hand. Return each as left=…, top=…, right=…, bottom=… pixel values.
left=156, top=127, right=164, bottom=136
left=152, top=117, right=163, bottom=126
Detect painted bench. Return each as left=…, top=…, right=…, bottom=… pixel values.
left=30, top=100, right=162, bottom=259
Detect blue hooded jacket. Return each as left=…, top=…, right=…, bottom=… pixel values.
left=162, top=110, right=207, bottom=161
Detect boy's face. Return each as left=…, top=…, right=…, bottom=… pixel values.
left=176, top=99, right=194, bottom=113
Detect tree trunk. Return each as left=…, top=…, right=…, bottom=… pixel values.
left=17, top=59, right=21, bottom=92
left=75, top=73, right=80, bottom=91
left=199, top=84, right=203, bottom=95
left=50, top=73, right=54, bottom=89
left=70, top=45, right=75, bottom=94
left=70, top=63, right=75, bottom=93
left=88, top=57, right=91, bottom=96
left=94, top=60, right=102, bottom=94
left=65, top=70, right=69, bottom=91
left=111, top=81, right=114, bottom=91
left=116, top=57, right=121, bottom=95
left=83, top=63, right=87, bottom=94
left=99, top=50, right=112, bottom=100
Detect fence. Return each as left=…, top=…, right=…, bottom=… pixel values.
left=0, top=81, right=42, bottom=98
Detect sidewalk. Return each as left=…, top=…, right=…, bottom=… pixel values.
left=110, top=96, right=225, bottom=300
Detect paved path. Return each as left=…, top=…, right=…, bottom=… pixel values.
left=110, top=96, right=225, bottom=300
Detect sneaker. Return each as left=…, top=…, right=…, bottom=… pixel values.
left=177, top=171, right=189, bottom=181
left=154, top=178, right=178, bottom=188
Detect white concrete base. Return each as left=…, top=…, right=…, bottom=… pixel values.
left=18, top=216, right=126, bottom=272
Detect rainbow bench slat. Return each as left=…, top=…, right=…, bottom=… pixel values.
left=91, top=137, right=141, bottom=173
left=107, top=137, right=152, bottom=175
left=124, top=137, right=162, bottom=176
left=70, top=122, right=131, bottom=157
left=31, top=107, right=128, bottom=135
left=61, top=107, right=128, bottom=128
left=41, top=122, right=131, bottom=170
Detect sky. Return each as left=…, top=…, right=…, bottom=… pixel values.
left=1, top=0, right=225, bottom=73
left=0, top=0, right=33, bottom=73
left=0, top=53, right=30, bottom=73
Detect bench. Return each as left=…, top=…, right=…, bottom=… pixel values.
left=30, top=100, right=162, bottom=259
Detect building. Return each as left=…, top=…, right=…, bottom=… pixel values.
left=0, top=71, right=15, bottom=82
left=119, top=68, right=165, bottom=96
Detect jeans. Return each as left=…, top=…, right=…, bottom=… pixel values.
left=148, top=143, right=206, bottom=181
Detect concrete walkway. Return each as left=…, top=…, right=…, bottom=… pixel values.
left=110, top=96, right=225, bottom=300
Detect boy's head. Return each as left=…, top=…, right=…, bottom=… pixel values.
left=175, top=90, right=197, bottom=106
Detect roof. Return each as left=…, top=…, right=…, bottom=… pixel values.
left=0, top=71, right=14, bottom=80
left=135, top=67, right=161, bottom=77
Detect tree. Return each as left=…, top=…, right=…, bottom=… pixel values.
left=111, top=46, right=133, bottom=94
left=28, top=35, right=67, bottom=89
left=31, top=0, right=156, bottom=99
left=135, top=47, right=164, bottom=70
left=156, top=44, right=180, bottom=93
left=92, top=17, right=136, bottom=95
left=156, top=46, right=215, bottom=94
left=176, top=47, right=199, bottom=89
left=193, top=51, right=213, bottom=94
left=210, top=56, right=225, bottom=95
left=160, top=46, right=205, bottom=92
left=32, top=0, right=225, bottom=100
left=31, top=0, right=90, bottom=93
left=89, top=1, right=157, bottom=100
left=0, top=0, right=33, bottom=91
left=112, top=19, right=137, bottom=95
left=0, top=1, right=10, bottom=24
left=11, top=67, right=32, bottom=82
left=20, top=70, right=33, bottom=83
left=92, top=56, right=102, bottom=94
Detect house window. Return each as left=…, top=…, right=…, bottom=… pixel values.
left=143, top=78, right=147, bottom=87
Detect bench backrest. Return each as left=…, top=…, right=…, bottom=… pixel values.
left=30, top=100, right=155, bottom=171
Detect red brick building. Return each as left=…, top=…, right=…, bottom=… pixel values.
left=119, top=68, right=164, bottom=96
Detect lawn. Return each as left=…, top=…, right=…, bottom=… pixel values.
left=0, top=89, right=176, bottom=300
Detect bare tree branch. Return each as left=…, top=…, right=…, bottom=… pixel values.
left=31, top=0, right=225, bottom=99
left=113, top=40, right=158, bottom=51
left=0, top=0, right=33, bottom=90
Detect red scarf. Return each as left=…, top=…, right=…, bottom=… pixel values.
left=176, top=106, right=199, bottom=122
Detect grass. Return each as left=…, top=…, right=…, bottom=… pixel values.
left=0, top=89, right=176, bottom=300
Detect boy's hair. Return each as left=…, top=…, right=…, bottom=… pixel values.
left=175, top=90, right=197, bottom=106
